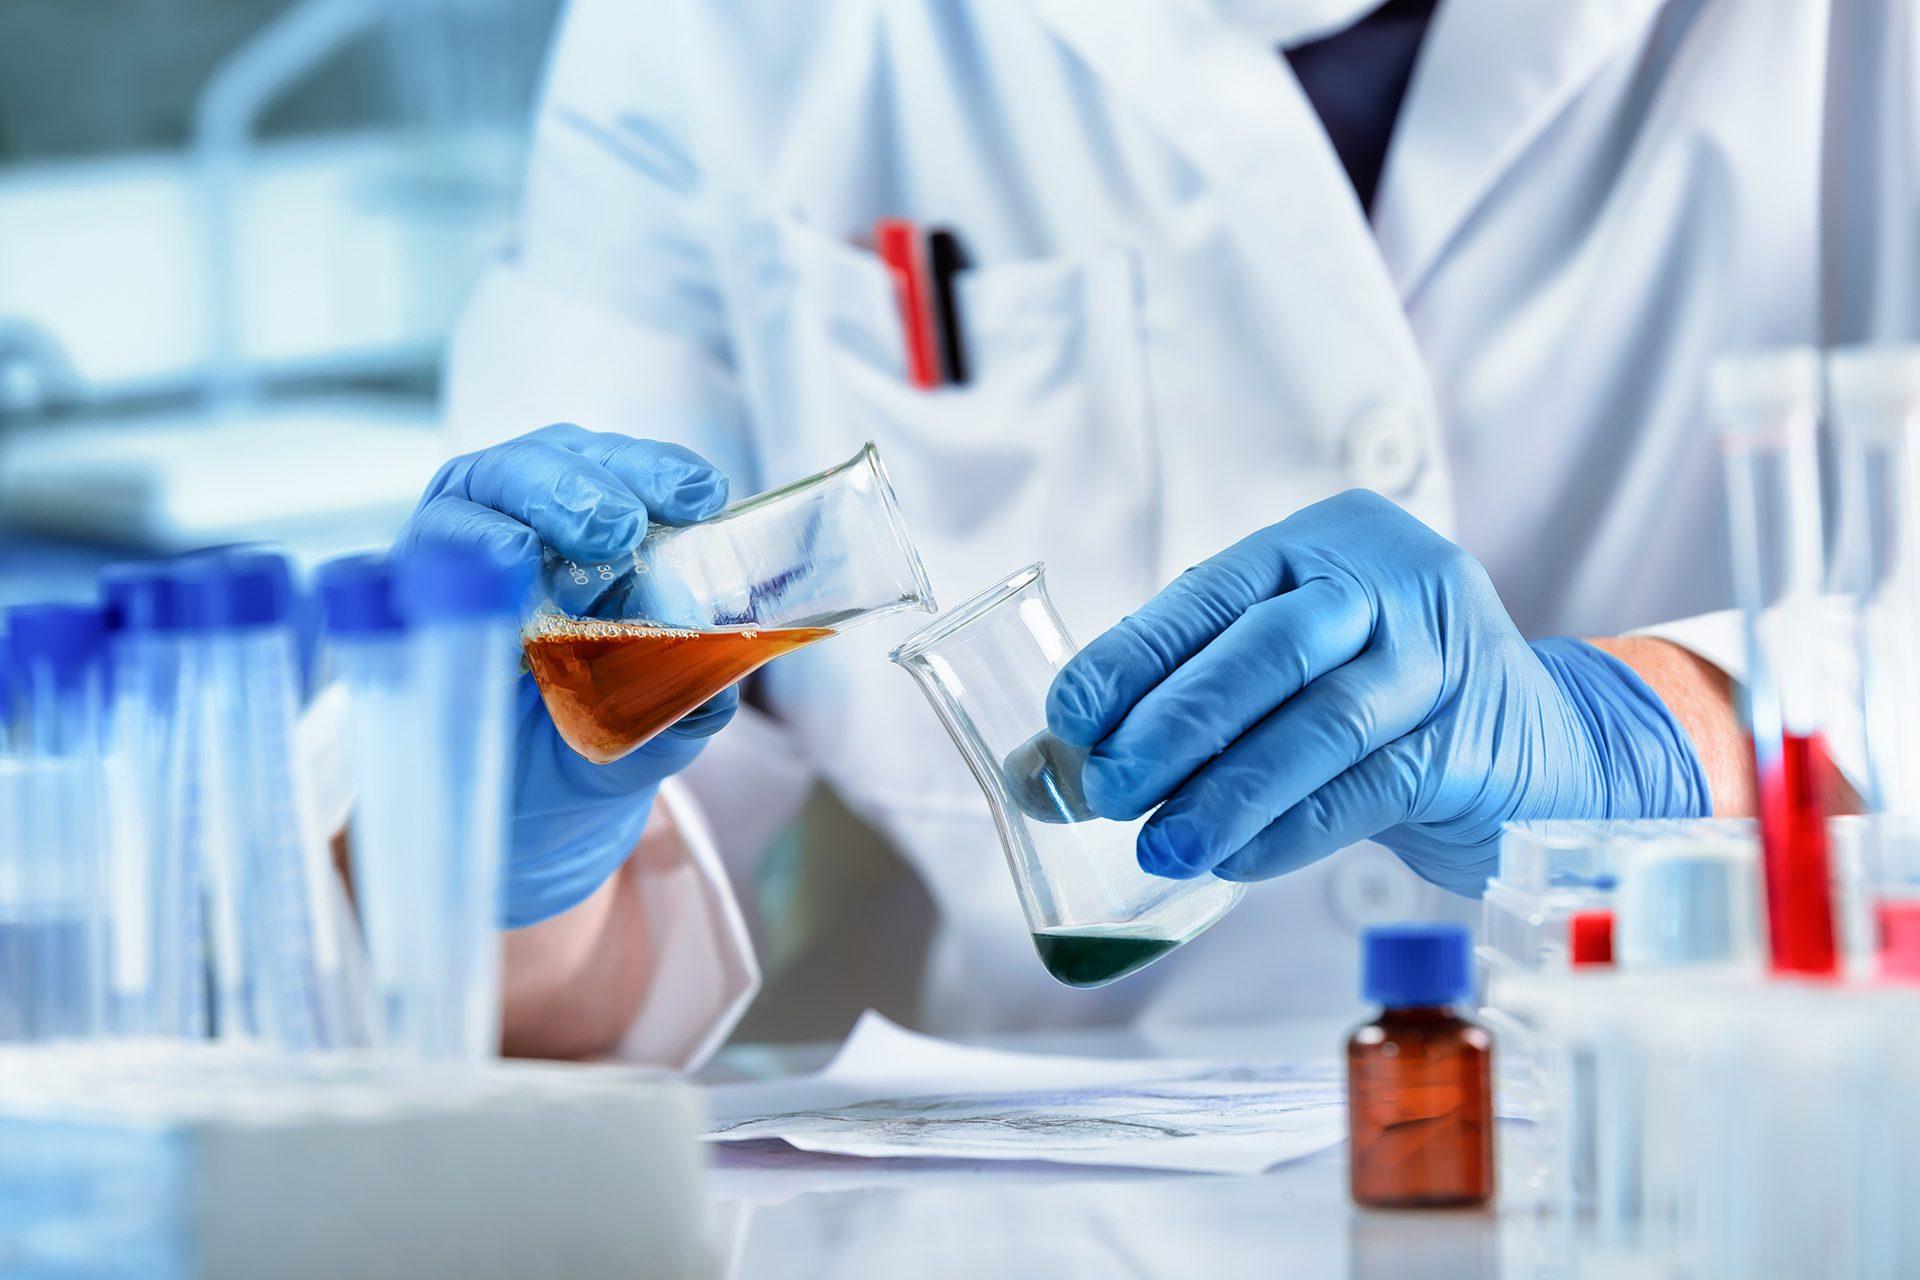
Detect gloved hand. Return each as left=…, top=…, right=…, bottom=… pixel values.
left=398, top=423, right=736, bottom=928
left=1045, top=490, right=1711, bottom=895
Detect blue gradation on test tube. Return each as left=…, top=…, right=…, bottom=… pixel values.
left=4, top=604, right=111, bottom=1042
left=100, top=563, right=207, bottom=1039
left=178, top=553, right=345, bottom=1050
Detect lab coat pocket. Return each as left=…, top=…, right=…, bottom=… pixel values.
left=779, top=229, right=1162, bottom=627
left=829, top=249, right=1144, bottom=545
left=734, top=218, right=1163, bottom=813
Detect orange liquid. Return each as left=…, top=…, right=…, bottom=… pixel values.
left=525, top=620, right=832, bottom=764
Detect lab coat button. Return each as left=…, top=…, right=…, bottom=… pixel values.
left=1328, top=846, right=1420, bottom=931
left=1345, top=404, right=1425, bottom=495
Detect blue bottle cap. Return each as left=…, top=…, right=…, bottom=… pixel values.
left=1362, top=922, right=1473, bottom=1008
left=100, top=562, right=185, bottom=633
left=394, top=542, right=532, bottom=621
left=316, top=554, right=406, bottom=636
left=176, top=551, right=297, bottom=631
left=6, top=603, right=109, bottom=689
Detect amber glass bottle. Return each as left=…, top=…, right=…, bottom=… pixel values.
left=1346, top=923, right=1493, bottom=1210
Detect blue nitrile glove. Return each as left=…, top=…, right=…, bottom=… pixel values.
left=1045, top=490, right=1711, bottom=895
left=397, top=423, right=736, bottom=928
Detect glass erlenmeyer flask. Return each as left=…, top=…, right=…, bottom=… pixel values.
left=527, top=442, right=935, bottom=764
left=891, top=564, right=1243, bottom=988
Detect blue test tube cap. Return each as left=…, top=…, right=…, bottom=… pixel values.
left=315, top=554, right=407, bottom=636
left=6, top=602, right=110, bottom=690
left=1362, top=922, right=1473, bottom=1009
left=176, top=550, right=298, bottom=631
left=100, top=562, right=186, bottom=633
left=394, top=542, right=533, bottom=621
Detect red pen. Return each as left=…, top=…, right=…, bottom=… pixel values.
left=876, top=218, right=942, bottom=389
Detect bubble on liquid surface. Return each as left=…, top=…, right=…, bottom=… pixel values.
left=1001, top=730, right=1096, bottom=824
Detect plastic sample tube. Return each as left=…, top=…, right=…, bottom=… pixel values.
left=1829, top=347, right=1920, bottom=817
left=394, top=547, right=522, bottom=1060
left=1711, top=349, right=1840, bottom=976
left=179, top=553, right=346, bottom=1049
left=321, top=547, right=521, bottom=1060
left=319, top=555, right=417, bottom=1055
left=5, top=605, right=112, bottom=1041
left=100, top=563, right=206, bottom=1039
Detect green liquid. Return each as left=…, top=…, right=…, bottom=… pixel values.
left=1032, top=930, right=1180, bottom=988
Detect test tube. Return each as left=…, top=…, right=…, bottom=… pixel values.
left=395, top=546, right=521, bottom=1060
left=179, top=552, right=346, bottom=1049
left=4, top=605, right=112, bottom=1041
left=1711, top=349, right=1841, bottom=977
left=317, top=555, right=415, bottom=1056
left=1829, top=347, right=1920, bottom=967
left=320, top=547, right=521, bottom=1060
left=0, top=625, right=17, bottom=1041
left=99, top=564, right=205, bottom=1039
left=1877, top=899, right=1920, bottom=983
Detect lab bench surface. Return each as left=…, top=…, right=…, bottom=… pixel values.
left=700, top=1018, right=1528, bottom=1279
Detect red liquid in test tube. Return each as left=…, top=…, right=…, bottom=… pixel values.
left=1877, top=899, right=1920, bottom=982
left=1755, top=730, right=1839, bottom=976
left=1568, top=911, right=1615, bottom=968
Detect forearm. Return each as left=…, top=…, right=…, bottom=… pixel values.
left=1587, top=636, right=1755, bottom=817
left=500, top=804, right=684, bottom=1060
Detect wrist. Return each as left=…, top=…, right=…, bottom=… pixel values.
left=1532, top=637, right=1713, bottom=820
left=505, top=787, right=658, bottom=928
left=1584, top=635, right=1755, bottom=816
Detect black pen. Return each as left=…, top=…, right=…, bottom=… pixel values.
left=927, top=228, right=971, bottom=386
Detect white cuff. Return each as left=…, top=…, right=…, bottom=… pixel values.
left=1628, top=608, right=1746, bottom=685
left=1631, top=604, right=1868, bottom=790
left=612, top=778, right=762, bottom=1072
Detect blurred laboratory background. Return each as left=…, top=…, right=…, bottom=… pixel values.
left=0, top=0, right=564, bottom=599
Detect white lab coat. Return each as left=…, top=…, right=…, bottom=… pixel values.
left=445, top=0, right=1920, bottom=1058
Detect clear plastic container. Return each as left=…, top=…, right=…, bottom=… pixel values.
left=1492, top=970, right=1920, bottom=1278
left=891, top=564, right=1241, bottom=988
left=1479, top=819, right=1759, bottom=1129
left=1481, top=820, right=1761, bottom=979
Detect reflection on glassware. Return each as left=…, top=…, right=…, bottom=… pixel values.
left=527, top=442, right=934, bottom=764
left=1002, top=729, right=1097, bottom=824
left=891, top=564, right=1242, bottom=988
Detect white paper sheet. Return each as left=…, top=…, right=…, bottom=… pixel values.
left=703, top=1011, right=1347, bottom=1175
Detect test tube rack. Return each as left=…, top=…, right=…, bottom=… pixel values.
left=0, top=1042, right=713, bottom=1280
left=1483, top=816, right=1920, bottom=1278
